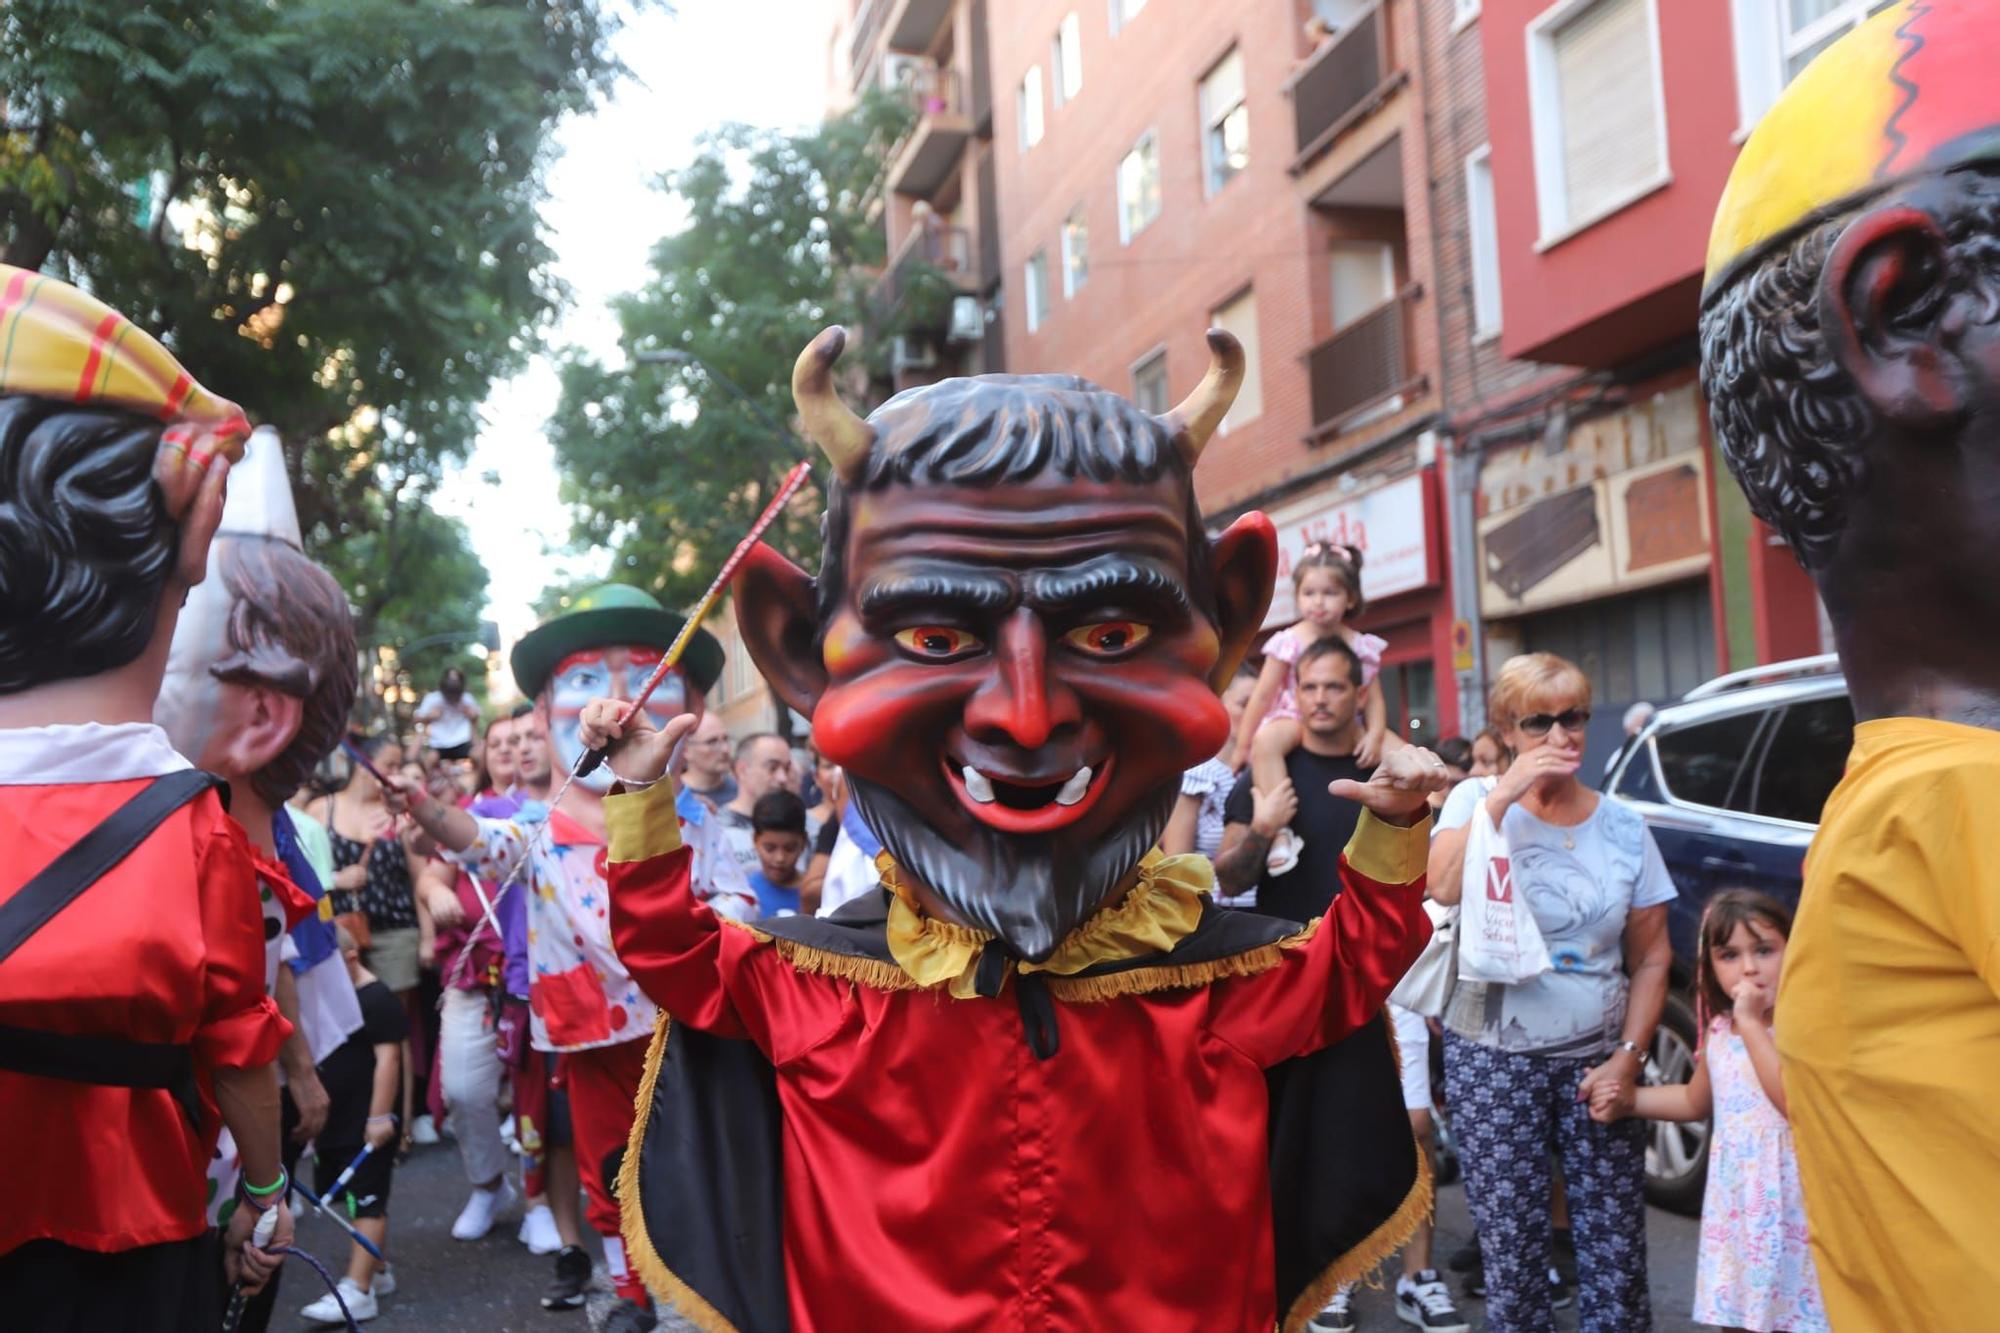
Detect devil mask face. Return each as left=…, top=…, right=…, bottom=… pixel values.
left=735, top=330, right=1275, bottom=962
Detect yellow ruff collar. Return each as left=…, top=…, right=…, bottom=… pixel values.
left=879, top=849, right=1213, bottom=998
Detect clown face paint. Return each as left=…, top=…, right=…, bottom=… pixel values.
left=544, top=645, right=691, bottom=793
left=810, top=473, right=1234, bottom=961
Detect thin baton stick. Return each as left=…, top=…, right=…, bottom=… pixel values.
left=339, top=738, right=390, bottom=786
left=321, top=1143, right=373, bottom=1202
left=289, top=1178, right=388, bottom=1262
left=573, top=459, right=813, bottom=779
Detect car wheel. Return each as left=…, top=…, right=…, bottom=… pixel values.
left=1641, top=989, right=1709, bottom=1215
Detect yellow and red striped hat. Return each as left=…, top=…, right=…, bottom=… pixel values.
left=0, top=264, right=250, bottom=509
left=1705, top=1, right=2000, bottom=303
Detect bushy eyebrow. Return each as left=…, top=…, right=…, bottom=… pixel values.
left=1024, top=558, right=1191, bottom=616
left=857, top=570, right=1017, bottom=619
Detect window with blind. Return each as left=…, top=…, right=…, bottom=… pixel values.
left=1465, top=147, right=1502, bottom=339
left=1109, top=0, right=1147, bottom=37
left=1018, top=66, right=1045, bottom=150
left=1117, top=132, right=1161, bottom=243
left=1131, top=349, right=1168, bottom=414
left=1210, top=289, right=1261, bottom=432
left=1061, top=206, right=1089, bottom=298
left=1527, top=0, right=1668, bottom=242
left=1053, top=13, right=1083, bottom=108
left=1025, top=251, right=1050, bottom=333
left=1199, top=48, right=1248, bottom=197
left=1730, top=0, right=1897, bottom=132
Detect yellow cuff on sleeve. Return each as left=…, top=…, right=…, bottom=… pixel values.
left=1343, top=808, right=1431, bottom=885
left=605, top=777, right=686, bottom=864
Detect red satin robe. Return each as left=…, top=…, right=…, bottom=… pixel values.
left=606, top=780, right=1431, bottom=1333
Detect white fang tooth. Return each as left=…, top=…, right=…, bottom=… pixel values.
left=962, top=767, right=996, bottom=803
left=1055, top=766, right=1093, bottom=807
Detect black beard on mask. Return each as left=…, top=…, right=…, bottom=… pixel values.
left=848, top=775, right=1178, bottom=964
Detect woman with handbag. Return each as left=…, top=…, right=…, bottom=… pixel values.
left=1427, top=653, right=1675, bottom=1333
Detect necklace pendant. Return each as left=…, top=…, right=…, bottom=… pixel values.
left=1563, top=832, right=1576, bottom=851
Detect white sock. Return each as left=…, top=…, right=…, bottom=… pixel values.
left=602, top=1234, right=627, bottom=1278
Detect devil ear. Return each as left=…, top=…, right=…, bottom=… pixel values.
left=1818, top=203, right=1963, bottom=432
left=1206, top=512, right=1278, bottom=690
left=731, top=542, right=826, bottom=718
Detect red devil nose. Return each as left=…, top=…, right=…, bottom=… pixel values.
left=962, top=610, right=1080, bottom=752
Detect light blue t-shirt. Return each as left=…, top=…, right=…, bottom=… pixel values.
left=1438, top=777, right=1676, bottom=1058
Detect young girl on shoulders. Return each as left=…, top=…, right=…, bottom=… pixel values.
left=1235, top=543, right=1392, bottom=803
left=1589, top=890, right=1828, bottom=1333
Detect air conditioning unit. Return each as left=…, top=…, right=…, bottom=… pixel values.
left=891, top=335, right=937, bottom=372
left=881, top=53, right=927, bottom=91
left=945, top=295, right=985, bottom=345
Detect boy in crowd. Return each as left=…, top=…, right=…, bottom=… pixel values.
left=747, top=790, right=809, bottom=917
left=300, top=927, right=408, bottom=1325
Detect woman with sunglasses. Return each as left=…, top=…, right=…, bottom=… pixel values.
left=1425, top=653, right=1675, bottom=1332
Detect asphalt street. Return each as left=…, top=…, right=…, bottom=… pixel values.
left=275, top=1134, right=1700, bottom=1332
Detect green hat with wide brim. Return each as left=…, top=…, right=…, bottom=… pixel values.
left=510, top=583, right=725, bottom=701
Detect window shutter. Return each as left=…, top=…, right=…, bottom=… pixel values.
left=1553, top=0, right=1662, bottom=224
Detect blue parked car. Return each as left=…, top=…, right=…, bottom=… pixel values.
left=1601, top=654, right=1853, bottom=1213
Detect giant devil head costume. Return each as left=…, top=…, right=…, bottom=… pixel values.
left=732, top=327, right=1277, bottom=962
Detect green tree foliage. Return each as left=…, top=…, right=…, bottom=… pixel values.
left=0, top=0, right=646, bottom=650
left=548, top=91, right=943, bottom=606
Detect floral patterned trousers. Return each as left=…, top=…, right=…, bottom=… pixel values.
left=1443, top=1031, right=1651, bottom=1332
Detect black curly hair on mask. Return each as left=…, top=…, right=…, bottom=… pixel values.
left=0, top=395, right=177, bottom=695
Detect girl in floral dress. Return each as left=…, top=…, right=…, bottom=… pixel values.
left=1590, top=890, right=1828, bottom=1332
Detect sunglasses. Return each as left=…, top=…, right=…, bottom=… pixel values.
left=1517, top=708, right=1591, bottom=736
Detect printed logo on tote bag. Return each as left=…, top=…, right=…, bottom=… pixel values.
left=1485, top=854, right=1513, bottom=904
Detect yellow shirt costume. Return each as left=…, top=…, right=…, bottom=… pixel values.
left=1779, top=718, right=2000, bottom=1327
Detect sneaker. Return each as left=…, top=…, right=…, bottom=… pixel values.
left=409, top=1114, right=441, bottom=1145
left=1396, top=1270, right=1470, bottom=1332
left=1550, top=1265, right=1573, bottom=1309
left=602, top=1300, right=658, bottom=1333
left=451, top=1177, right=517, bottom=1241
left=1307, top=1283, right=1356, bottom=1333
left=518, top=1201, right=562, bottom=1255
left=371, top=1265, right=396, bottom=1299
left=541, top=1245, right=592, bottom=1311
left=302, top=1276, right=377, bottom=1324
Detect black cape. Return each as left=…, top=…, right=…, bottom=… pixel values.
left=617, top=892, right=1428, bottom=1333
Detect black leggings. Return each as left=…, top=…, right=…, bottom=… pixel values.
left=0, top=1230, right=225, bottom=1332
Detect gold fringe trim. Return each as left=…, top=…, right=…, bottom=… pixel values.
left=1280, top=1132, right=1436, bottom=1333
left=767, top=934, right=924, bottom=991
left=1042, top=933, right=1308, bottom=1002
left=617, top=1013, right=743, bottom=1333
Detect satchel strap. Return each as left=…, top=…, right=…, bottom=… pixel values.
left=0, top=769, right=225, bottom=967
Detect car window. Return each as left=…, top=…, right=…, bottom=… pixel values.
left=1750, top=695, right=1855, bottom=825
left=1654, top=711, right=1763, bottom=811
left=1610, top=740, right=1666, bottom=803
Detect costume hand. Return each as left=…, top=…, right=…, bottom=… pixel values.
left=1330, top=747, right=1451, bottom=825
left=576, top=700, right=699, bottom=786
left=1491, top=743, right=1581, bottom=809
left=425, top=882, right=467, bottom=929
left=1249, top=778, right=1299, bottom=837
left=1731, top=977, right=1773, bottom=1027
left=289, top=1070, right=330, bottom=1144
left=224, top=1198, right=293, bottom=1291
left=171, top=453, right=233, bottom=590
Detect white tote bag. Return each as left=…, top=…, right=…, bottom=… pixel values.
left=1389, top=898, right=1458, bottom=1018
left=1454, top=798, right=1552, bottom=986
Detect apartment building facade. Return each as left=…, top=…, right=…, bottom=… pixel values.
left=1431, top=0, right=1873, bottom=739
left=983, top=0, right=1465, bottom=743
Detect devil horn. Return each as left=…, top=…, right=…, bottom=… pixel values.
left=791, top=326, right=875, bottom=484
left=1159, top=328, right=1245, bottom=465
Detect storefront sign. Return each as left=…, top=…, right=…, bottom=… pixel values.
left=1261, top=472, right=1433, bottom=628
left=1476, top=385, right=1714, bottom=619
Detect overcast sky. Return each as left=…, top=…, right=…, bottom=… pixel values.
left=430, top=0, right=832, bottom=650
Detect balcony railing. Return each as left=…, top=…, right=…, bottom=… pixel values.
left=1308, top=296, right=1411, bottom=432
left=849, top=0, right=889, bottom=82
left=870, top=224, right=975, bottom=334
left=1291, top=6, right=1396, bottom=168
left=886, top=62, right=962, bottom=121
left=886, top=65, right=970, bottom=199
